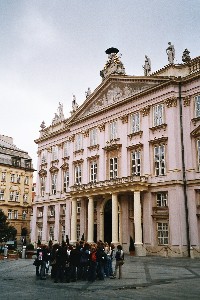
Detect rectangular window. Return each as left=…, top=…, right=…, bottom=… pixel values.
left=52, top=146, right=58, bottom=161
left=15, top=192, right=19, bottom=202
left=90, top=161, right=97, bottom=182
left=110, top=157, right=118, bottom=179
left=16, top=174, right=21, bottom=183
left=77, top=201, right=81, bottom=214
left=153, top=104, right=164, bottom=127
left=157, top=192, right=168, bottom=207
left=0, top=190, right=4, bottom=200
left=131, top=150, right=141, bottom=175
left=195, top=95, right=200, bottom=118
left=49, top=226, right=54, bottom=241
left=1, top=172, right=6, bottom=182
left=22, top=210, right=26, bottom=220
left=51, top=173, right=57, bottom=195
left=14, top=210, right=18, bottom=219
left=41, top=150, right=47, bottom=164
left=11, top=174, right=15, bottom=183
left=77, top=224, right=80, bottom=240
left=49, top=206, right=55, bottom=216
left=157, top=222, right=169, bottom=245
left=23, top=194, right=28, bottom=203
left=63, top=141, right=70, bottom=157
left=63, top=170, right=69, bottom=192
left=61, top=225, right=65, bottom=241
left=110, top=121, right=117, bottom=140
left=131, top=112, right=140, bottom=133
left=24, top=176, right=29, bottom=185
left=8, top=209, right=12, bottom=219
left=154, top=145, right=166, bottom=176
left=10, top=191, right=14, bottom=201
left=38, top=227, right=42, bottom=241
left=90, top=128, right=98, bottom=146
left=197, top=140, right=200, bottom=171
left=40, top=176, right=46, bottom=196
left=75, top=165, right=82, bottom=184
left=75, top=134, right=82, bottom=151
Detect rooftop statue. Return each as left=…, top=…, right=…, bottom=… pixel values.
left=166, top=42, right=175, bottom=64
left=85, top=87, right=91, bottom=98
left=100, top=47, right=126, bottom=80
left=72, top=95, right=79, bottom=112
left=52, top=102, right=65, bottom=125
left=143, top=55, right=151, bottom=76
left=40, top=121, right=46, bottom=130
left=182, top=48, right=191, bottom=63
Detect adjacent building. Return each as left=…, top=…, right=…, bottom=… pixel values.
left=31, top=47, right=200, bottom=257
left=0, top=135, right=34, bottom=243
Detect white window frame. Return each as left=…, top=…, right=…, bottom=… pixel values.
left=1, top=172, right=6, bottom=182
left=51, top=173, right=57, bottom=195
left=63, top=170, right=69, bottom=192
left=24, top=176, right=29, bottom=185
left=38, top=227, right=43, bottom=241
left=77, top=201, right=81, bottom=214
left=15, top=191, right=19, bottom=202
left=154, top=145, right=166, bottom=176
left=153, top=104, right=164, bottom=127
left=75, top=165, right=82, bottom=184
left=52, top=145, right=58, bottom=161
left=197, top=139, right=200, bottom=172
left=195, top=95, right=200, bottom=118
left=110, top=157, right=118, bottom=179
left=40, top=176, right=46, bottom=197
left=41, top=150, right=47, bottom=164
left=16, top=174, right=21, bottom=183
left=61, top=225, right=65, bottom=241
left=10, top=191, right=14, bottom=201
left=23, top=194, right=28, bottom=203
left=49, top=225, right=54, bottom=241
left=90, top=161, right=97, bottom=182
left=157, top=192, right=168, bottom=207
left=0, top=190, right=4, bottom=200
left=63, top=141, right=70, bottom=157
left=90, top=128, right=98, bottom=146
left=75, top=134, right=82, bottom=151
left=157, top=222, right=169, bottom=245
left=14, top=210, right=18, bottom=219
left=110, top=121, right=117, bottom=140
left=11, top=174, right=15, bottom=183
left=131, top=112, right=140, bottom=133
left=8, top=209, right=12, bottom=219
left=131, top=150, right=141, bottom=176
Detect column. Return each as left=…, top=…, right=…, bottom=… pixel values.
left=54, top=204, right=60, bottom=243
left=112, top=193, right=119, bottom=244
left=31, top=205, right=37, bottom=244
left=42, top=205, right=48, bottom=243
left=134, top=191, right=146, bottom=256
left=99, top=211, right=104, bottom=242
left=70, top=198, right=77, bottom=243
left=87, top=196, right=94, bottom=243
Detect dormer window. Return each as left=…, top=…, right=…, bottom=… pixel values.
left=12, top=157, right=21, bottom=167
left=25, top=159, right=31, bottom=169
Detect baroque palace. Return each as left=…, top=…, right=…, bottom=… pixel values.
left=0, top=135, right=34, bottom=242
left=31, top=46, right=200, bottom=257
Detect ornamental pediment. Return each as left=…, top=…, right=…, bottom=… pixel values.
left=71, top=77, right=166, bottom=121
left=191, top=125, right=200, bottom=138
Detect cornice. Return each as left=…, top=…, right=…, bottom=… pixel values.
left=149, top=137, right=168, bottom=144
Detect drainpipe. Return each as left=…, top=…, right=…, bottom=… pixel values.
left=178, top=81, right=191, bottom=257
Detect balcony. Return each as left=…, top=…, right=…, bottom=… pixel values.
left=70, top=175, right=148, bottom=196
left=152, top=206, right=169, bottom=220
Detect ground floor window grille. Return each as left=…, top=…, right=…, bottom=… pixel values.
left=157, top=222, right=169, bottom=245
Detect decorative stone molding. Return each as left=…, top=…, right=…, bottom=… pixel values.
left=191, top=124, right=200, bottom=137
left=127, top=142, right=143, bottom=151
left=49, top=166, right=59, bottom=173
left=47, top=147, right=52, bottom=153
left=141, top=105, right=151, bottom=117
left=119, top=114, right=129, bottom=124
left=87, top=144, right=100, bottom=151
left=149, top=137, right=168, bottom=145
left=73, top=159, right=84, bottom=165
left=69, top=134, right=75, bottom=142
left=60, top=162, right=69, bottom=170
left=127, top=131, right=143, bottom=140
left=74, top=149, right=84, bottom=156
left=98, top=123, right=105, bottom=132
left=87, top=155, right=100, bottom=161
left=165, top=97, right=177, bottom=108
left=183, top=96, right=191, bottom=107
left=103, top=139, right=122, bottom=151
left=82, top=129, right=89, bottom=138
left=149, top=123, right=167, bottom=133
left=191, top=117, right=200, bottom=126
left=38, top=169, right=47, bottom=176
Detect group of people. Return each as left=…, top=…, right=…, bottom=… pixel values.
left=34, top=240, right=124, bottom=283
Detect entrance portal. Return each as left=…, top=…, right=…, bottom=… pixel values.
left=104, top=199, right=112, bottom=244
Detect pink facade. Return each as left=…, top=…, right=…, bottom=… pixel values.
left=31, top=48, right=200, bottom=256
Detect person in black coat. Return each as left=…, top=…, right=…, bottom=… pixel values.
left=54, top=242, right=68, bottom=283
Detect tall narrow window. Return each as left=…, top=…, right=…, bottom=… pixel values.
left=24, top=176, right=29, bottom=185
left=11, top=174, right=15, bottom=183
left=90, top=128, right=98, bottom=146
left=14, top=210, right=18, bottom=219
left=153, top=104, right=164, bottom=127
left=8, top=209, right=12, bottom=219
left=75, top=165, right=82, bottom=184
left=10, top=191, right=14, bottom=201
left=15, top=192, right=19, bottom=202
left=75, top=134, right=82, bottom=151
left=77, top=224, right=80, bottom=240
left=110, top=157, right=118, bottom=179
left=154, top=145, right=166, bottom=176
left=23, top=194, right=28, bottom=203
left=90, top=161, right=97, bottom=182
left=49, top=226, right=54, bottom=241
left=40, top=176, right=46, bottom=196
left=157, top=192, right=168, bottom=207
left=131, top=150, right=141, bottom=175
left=63, top=141, right=70, bottom=157
left=0, top=190, right=4, bottom=200
left=131, top=112, right=140, bottom=133
left=197, top=140, right=200, bottom=171
left=1, top=172, right=6, bottom=182
left=61, top=225, right=65, bottom=241
left=41, top=150, right=47, bottom=164
left=77, top=201, right=81, bottom=214
left=51, top=173, right=57, bottom=195
left=52, top=146, right=58, bottom=161
left=38, top=227, right=42, bottom=241
left=63, top=170, right=69, bottom=192
left=110, top=121, right=117, bottom=140
left=195, top=95, right=200, bottom=117
left=157, top=222, right=169, bottom=245
left=16, top=174, right=21, bottom=183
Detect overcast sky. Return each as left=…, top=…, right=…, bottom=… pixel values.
left=0, top=0, right=199, bottom=180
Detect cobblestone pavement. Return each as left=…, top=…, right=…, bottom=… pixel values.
left=0, top=256, right=200, bottom=300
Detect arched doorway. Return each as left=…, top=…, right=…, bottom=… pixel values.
left=104, top=199, right=112, bottom=244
